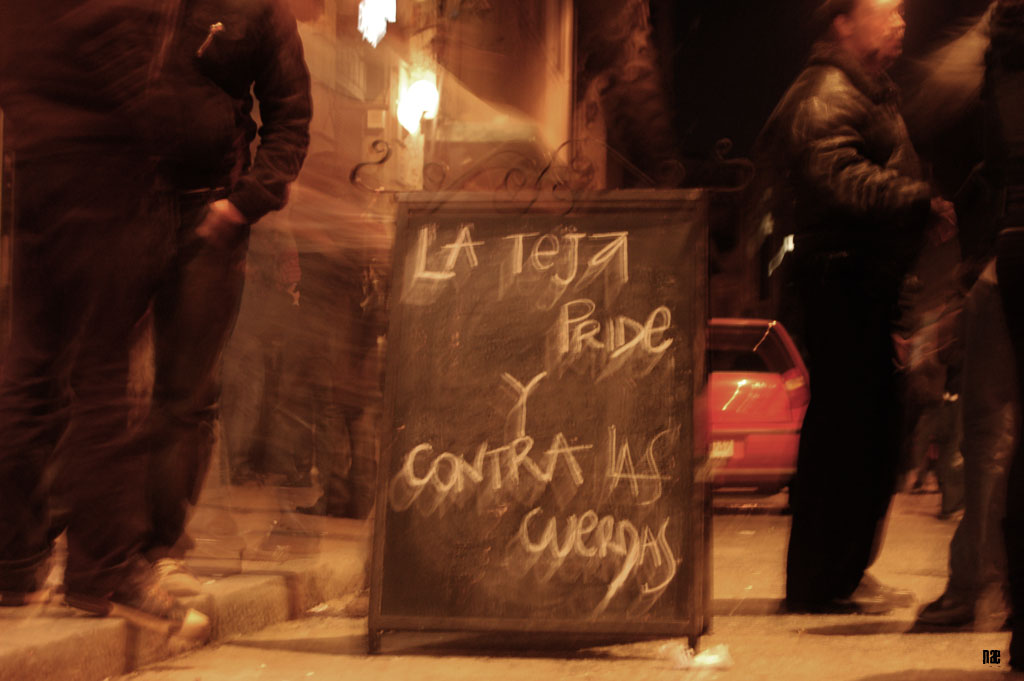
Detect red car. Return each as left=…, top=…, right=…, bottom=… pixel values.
left=708, top=318, right=810, bottom=493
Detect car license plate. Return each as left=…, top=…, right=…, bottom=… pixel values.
left=710, top=440, right=740, bottom=460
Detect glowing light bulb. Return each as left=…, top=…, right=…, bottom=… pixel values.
left=397, top=79, right=440, bottom=134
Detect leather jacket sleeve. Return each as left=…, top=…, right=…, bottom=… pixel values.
left=792, top=90, right=930, bottom=224
left=228, top=0, right=312, bottom=223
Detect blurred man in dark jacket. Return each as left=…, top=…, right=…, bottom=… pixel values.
left=136, top=0, right=312, bottom=587
left=0, top=0, right=209, bottom=642
left=986, top=0, right=1024, bottom=669
left=0, top=0, right=310, bottom=639
left=755, top=0, right=954, bottom=613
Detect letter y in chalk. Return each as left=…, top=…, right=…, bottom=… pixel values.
left=501, top=371, right=547, bottom=441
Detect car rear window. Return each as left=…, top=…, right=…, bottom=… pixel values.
left=709, top=323, right=796, bottom=374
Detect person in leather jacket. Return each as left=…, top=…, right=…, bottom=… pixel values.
left=755, top=0, right=953, bottom=613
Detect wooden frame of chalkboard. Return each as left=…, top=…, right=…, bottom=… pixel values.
left=369, top=190, right=709, bottom=653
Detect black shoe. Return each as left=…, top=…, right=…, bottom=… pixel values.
left=1011, top=634, right=1024, bottom=674
left=295, top=495, right=357, bottom=518
left=785, top=578, right=911, bottom=615
left=937, top=503, right=965, bottom=521
left=974, top=584, right=1011, bottom=631
left=916, top=593, right=974, bottom=627
left=853, top=574, right=915, bottom=609
left=783, top=597, right=860, bottom=614
left=294, top=495, right=328, bottom=516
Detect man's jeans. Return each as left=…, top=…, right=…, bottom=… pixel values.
left=945, top=261, right=1017, bottom=617
left=0, top=152, right=173, bottom=596
left=142, top=191, right=250, bottom=559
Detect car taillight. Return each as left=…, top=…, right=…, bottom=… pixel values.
left=782, top=368, right=810, bottom=412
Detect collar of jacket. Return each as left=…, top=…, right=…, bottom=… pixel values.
left=806, top=41, right=899, bottom=105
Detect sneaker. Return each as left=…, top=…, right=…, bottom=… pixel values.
left=154, top=558, right=203, bottom=597
left=853, top=573, right=915, bottom=608
left=64, top=568, right=210, bottom=645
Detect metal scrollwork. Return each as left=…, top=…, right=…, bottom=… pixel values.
left=348, top=135, right=699, bottom=211
left=501, top=166, right=531, bottom=195
left=706, top=137, right=755, bottom=194
left=349, top=140, right=394, bottom=194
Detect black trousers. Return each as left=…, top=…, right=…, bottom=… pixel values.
left=996, top=228, right=1024, bottom=665
left=295, top=249, right=377, bottom=516
left=785, top=253, right=904, bottom=604
left=0, top=153, right=249, bottom=594
left=141, top=191, right=249, bottom=559
left=0, top=152, right=173, bottom=596
left=943, top=264, right=1014, bottom=611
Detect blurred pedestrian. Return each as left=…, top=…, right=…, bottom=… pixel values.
left=898, top=303, right=965, bottom=517
left=985, top=0, right=1024, bottom=670
left=897, top=1, right=1020, bottom=632
left=0, top=0, right=211, bottom=643
left=223, top=0, right=390, bottom=521
left=136, top=0, right=312, bottom=592
left=755, top=0, right=954, bottom=613
left=223, top=224, right=308, bottom=489
left=917, top=260, right=1016, bottom=630
left=290, top=227, right=388, bottom=519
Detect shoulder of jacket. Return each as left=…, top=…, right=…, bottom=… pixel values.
left=799, top=64, right=870, bottom=105
left=775, top=65, right=865, bottom=126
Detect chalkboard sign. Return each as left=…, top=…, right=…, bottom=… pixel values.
left=369, top=190, right=709, bottom=651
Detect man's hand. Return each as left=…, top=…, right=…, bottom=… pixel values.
left=928, top=196, right=957, bottom=246
left=196, top=199, right=247, bottom=247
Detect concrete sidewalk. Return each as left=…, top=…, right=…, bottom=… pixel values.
left=0, top=485, right=371, bottom=681
left=699, top=490, right=1005, bottom=680
left=354, top=491, right=1013, bottom=680
left=0, top=488, right=1012, bottom=681
left=113, top=490, right=1010, bottom=681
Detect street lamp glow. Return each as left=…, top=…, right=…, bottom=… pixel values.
left=397, top=79, right=440, bottom=134
left=358, top=0, right=396, bottom=47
